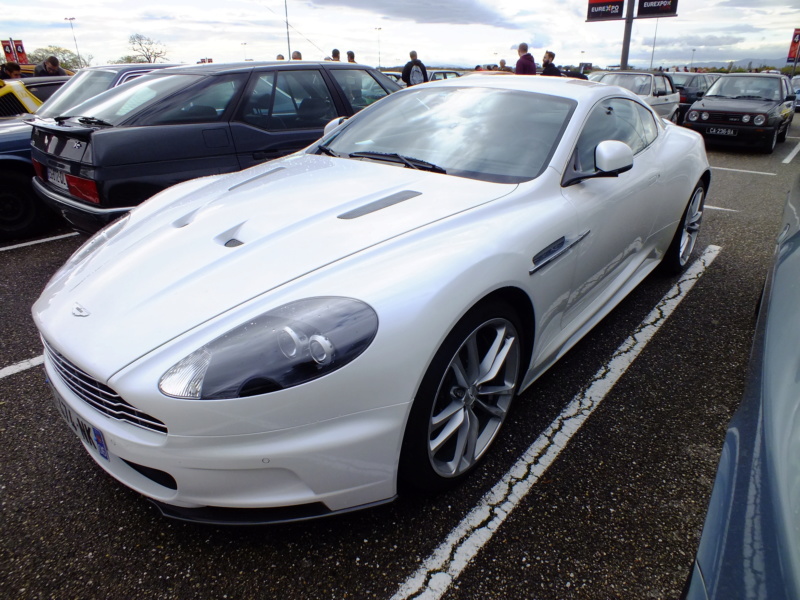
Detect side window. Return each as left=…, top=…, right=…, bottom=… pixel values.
left=634, top=103, right=658, bottom=147
left=575, top=98, right=650, bottom=171
left=145, top=74, right=245, bottom=125
left=654, top=76, right=667, bottom=95
left=330, top=69, right=390, bottom=112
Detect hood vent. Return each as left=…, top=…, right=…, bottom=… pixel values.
left=338, top=190, right=421, bottom=220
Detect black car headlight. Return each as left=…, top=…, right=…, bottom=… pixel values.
left=687, top=110, right=699, bottom=121
left=754, top=114, right=766, bottom=126
left=159, top=297, right=379, bottom=400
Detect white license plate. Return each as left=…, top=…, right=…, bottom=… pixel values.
left=707, top=127, right=737, bottom=136
left=51, top=386, right=110, bottom=461
left=47, top=167, right=69, bottom=190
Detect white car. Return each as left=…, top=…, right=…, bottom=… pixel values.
left=595, top=71, right=681, bottom=122
left=34, top=75, right=710, bottom=523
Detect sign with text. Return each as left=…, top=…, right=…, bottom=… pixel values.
left=637, top=0, right=678, bottom=18
left=13, top=40, right=28, bottom=64
left=788, top=28, right=800, bottom=63
left=587, top=0, right=624, bottom=21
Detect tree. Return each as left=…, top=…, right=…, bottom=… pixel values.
left=128, top=34, right=168, bottom=63
left=110, top=55, right=149, bottom=64
left=26, top=46, right=92, bottom=70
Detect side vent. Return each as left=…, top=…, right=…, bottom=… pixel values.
left=338, top=191, right=422, bottom=219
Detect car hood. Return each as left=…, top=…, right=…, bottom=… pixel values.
left=690, top=96, right=778, bottom=112
left=35, top=153, right=516, bottom=377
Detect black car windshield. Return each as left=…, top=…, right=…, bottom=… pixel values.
left=669, top=73, right=692, bottom=87
left=707, top=76, right=782, bottom=101
left=598, top=73, right=652, bottom=96
left=37, top=69, right=118, bottom=119
left=54, top=73, right=205, bottom=126
left=319, top=87, right=575, bottom=184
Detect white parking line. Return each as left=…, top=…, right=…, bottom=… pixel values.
left=0, top=355, right=44, bottom=380
left=711, top=166, right=775, bottom=176
left=0, top=232, right=79, bottom=252
left=783, top=141, right=800, bottom=164
left=705, top=205, right=739, bottom=212
left=392, top=245, right=722, bottom=600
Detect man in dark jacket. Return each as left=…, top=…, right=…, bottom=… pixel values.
left=541, top=51, right=562, bottom=77
left=401, top=51, right=428, bottom=86
left=515, top=43, right=536, bottom=75
left=34, top=56, right=66, bottom=76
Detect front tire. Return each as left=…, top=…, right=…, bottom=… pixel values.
left=399, top=301, right=523, bottom=493
left=763, top=128, right=777, bottom=154
left=0, top=172, right=51, bottom=241
left=661, top=180, right=706, bottom=275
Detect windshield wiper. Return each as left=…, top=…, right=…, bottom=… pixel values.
left=316, top=144, right=339, bottom=157
left=734, top=95, right=766, bottom=100
left=348, top=151, right=446, bottom=174
left=703, top=94, right=731, bottom=99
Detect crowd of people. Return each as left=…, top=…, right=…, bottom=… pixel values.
left=1, top=55, right=68, bottom=79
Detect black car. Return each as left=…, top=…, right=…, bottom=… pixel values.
left=30, top=61, right=401, bottom=234
left=683, top=174, right=800, bottom=600
left=0, top=64, right=178, bottom=240
left=683, top=72, right=795, bottom=153
left=669, top=72, right=719, bottom=123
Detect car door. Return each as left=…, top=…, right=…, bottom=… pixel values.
left=559, top=97, right=664, bottom=327
left=651, top=75, right=678, bottom=118
left=230, top=68, right=340, bottom=170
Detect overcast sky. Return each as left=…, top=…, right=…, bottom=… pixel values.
left=6, top=0, right=799, bottom=70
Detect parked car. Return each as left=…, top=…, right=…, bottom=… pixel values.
left=683, top=174, right=800, bottom=600
left=30, top=61, right=401, bottom=234
left=795, top=84, right=800, bottom=112
left=0, top=76, right=70, bottom=117
left=669, top=72, right=720, bottom=123
left=381, top=71, right=405, bottom=86
left=0, top=64, right=178, bottom=240
left=594, top=71, right=680, bottom=121
left=34, top=75, right=710, bottom=523
left=428, top=70, right=462, bottom=81
left=683, top=72, right=795, bottom=153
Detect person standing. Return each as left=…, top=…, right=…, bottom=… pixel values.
left=401, top=51, right=428, bottom=86
left=331, top=49, right=341, bottom=61
left=347, top=50, right=356, bottom=63
left=291, top=50, right=302, bottom=60
left=515, top=43, right=536, bottom=75
left=34, top=56, right=66, bottom=76
left=498, top=59, right=513, bottom=72
left=541, top=51, right=561, bottom=76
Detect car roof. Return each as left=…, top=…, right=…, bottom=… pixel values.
left=77, top=63, right=181, bottom=74
left=419, top=73, right=625, bottom=104
left=154, top=61, right=379, bottom=76
left=720, top=72, right=785, bottom=78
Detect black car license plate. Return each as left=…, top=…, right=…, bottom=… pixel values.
left=47, top=167, right=69, bottom=190
left=707, top=127, right=737, bottom=136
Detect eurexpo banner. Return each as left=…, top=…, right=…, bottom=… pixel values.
left=587, top=0, right=625, bottom=21
left=788, top=29, right=800, bottom=63
left=637, top=0, right=678, bottom=18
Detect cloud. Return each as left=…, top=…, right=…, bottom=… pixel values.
left=307, top=0, right=520, bottom=28
left=650, top=34, right=747, bottom=47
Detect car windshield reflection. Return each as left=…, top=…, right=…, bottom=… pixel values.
left=321, top=87, right=576, bottom=184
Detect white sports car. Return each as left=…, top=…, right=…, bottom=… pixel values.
left=34, top=75, right=710, bottom=523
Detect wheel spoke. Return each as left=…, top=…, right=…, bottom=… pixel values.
left=429, top=408, right=464, bottom=454
left=450, top=355, right=470, bottom=389
left=431, top=398, right=464, bottom=427
left=477, top=332, right=516, bottom=386
left=460, top=408, right=480, bottom=468
left=474, top=397, right=507, bottom=420
left=464, top=335, right=481, bottom=382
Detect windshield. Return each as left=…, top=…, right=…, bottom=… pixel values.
left=706, top=76, right=782, bottom=101
left=669, top=74, right=692, bottom=87
left=598, top=73, right=652, bottom=96
left=320, top=86, right=575, bottom=183
left=37, top=69, right=117, bottom=118
left=54, top=73, right=205, bottom=125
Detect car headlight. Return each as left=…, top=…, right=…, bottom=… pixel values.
left=159, top=297, right=379, bottom=400
left=687, top=110, right=699, bottom=121
left=701, top=112, right=709, bottom=121
left=754, top=114, right=766, bottom=126
left=741, top=114, right=751, bottom=123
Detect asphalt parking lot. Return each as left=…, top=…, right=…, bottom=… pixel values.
left=2, top=120, right=798, bottom=600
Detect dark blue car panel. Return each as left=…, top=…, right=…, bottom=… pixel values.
left=686, top=175, right=800, bottom=599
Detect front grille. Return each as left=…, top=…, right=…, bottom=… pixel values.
left=0, top=92, right=27, bottom=117
left=708, top=112, right=748, bottom=124
left=42, top=338, right=168, bottom=434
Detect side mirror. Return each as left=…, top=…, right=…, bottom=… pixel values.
left=323, top=116, right=347, bottom=137
left=595, top=140, right=634, bottom=175
left=788, top=93, right=797, bottom=102
left=696, top=91, right=704, bottom=98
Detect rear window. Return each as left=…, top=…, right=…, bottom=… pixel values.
left=37, top=69, right=118, bottom=119
left=58, top=73, right=207, bottom=125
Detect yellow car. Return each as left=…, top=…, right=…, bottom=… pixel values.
left=0, top=76, right=71, bottom=117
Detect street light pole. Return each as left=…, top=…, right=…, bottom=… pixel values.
left=691, top=48, right=696, bottom=69
left=241, top=42, right=247, bottom=61
left=64, top=17, right=82, bottom=68
left=375, top=27, right=382, bottom=69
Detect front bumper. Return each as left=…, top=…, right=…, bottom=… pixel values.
left=44, top=352, right=406, bottom=523
left=32, top=176, right=131, bottom=235
left=683, top=122, right=776, bottom=148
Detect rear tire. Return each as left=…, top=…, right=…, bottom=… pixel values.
left=0, top=172, right=51, bottom=241
left=661, top=180, right=706, bottom=275
left=399, top=301, right=523, bottom=493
